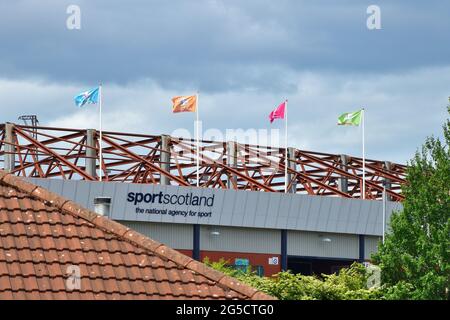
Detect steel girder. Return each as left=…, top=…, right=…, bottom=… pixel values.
left=0, top=123, right=406, bottom=201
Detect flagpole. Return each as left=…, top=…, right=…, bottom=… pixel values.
left=362, top=108, right=365, bottom=199
left=99, top=84, right=103, bottom=182
left=382, top=181, right=386, bottom=243
left=285, top=99, right=288, bottom=193
left=196, top=92, right=200, bottom=187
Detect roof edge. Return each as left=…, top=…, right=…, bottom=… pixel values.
left=0, top=171, right=275, bottom=300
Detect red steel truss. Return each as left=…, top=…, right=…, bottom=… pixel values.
left=0, top=123, right=406, bottom=201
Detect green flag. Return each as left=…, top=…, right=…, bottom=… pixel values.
left=337, top=110, right=363, bottom=126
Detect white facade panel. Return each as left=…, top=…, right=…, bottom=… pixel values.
left=119, top=221, right=193, bottom=250
left=287, top=230, right=359, bottom=259
left=200, top=226, right=280, bottom=254
left=365, top=236, right=381, bottom=260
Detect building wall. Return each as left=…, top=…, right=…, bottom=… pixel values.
left=28, top=178, right=402, bottom=237
left=287, top=230, right=360, bottom=259
left=150, top=248, right=281, bottom=276
left=119, top=221, right=193, bottom=250
left=176, top=249, right=193, bottom=257
left=365, top=236, right=381, bottom=260
left=200, top=225, right=280, bottom=254
left=119, top=221, right=365, bottom=262
left=200, top=251, right=281, bottom=276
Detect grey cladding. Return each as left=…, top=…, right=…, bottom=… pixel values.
left=27, top=178, right=402, bottom=237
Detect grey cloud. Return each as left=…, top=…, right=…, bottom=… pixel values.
left=0, top=1, right=449, bottom=92
left=2, top=66, right=447, bottom=165
left=0, top=1, right=448, bottom=165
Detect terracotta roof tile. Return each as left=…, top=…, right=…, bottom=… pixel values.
left=0, top=171, right=275, bottom=300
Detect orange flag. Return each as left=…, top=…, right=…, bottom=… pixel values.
left=172, top=95, right=197, bottom=113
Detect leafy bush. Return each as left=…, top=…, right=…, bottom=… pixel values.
left=204, top=258, right=383, bottom=300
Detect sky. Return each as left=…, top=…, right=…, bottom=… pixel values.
left=0, top=0, right=449, bottom=164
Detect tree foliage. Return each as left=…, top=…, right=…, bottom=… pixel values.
left=372, top=107, right=450, bottom=300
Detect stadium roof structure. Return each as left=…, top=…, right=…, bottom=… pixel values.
left=0, top=170, right=274, bottom=300
left=0, top=123, right=406, bottom=202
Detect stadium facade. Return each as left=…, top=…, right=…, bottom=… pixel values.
left=0, top=123, right=406, bottom=276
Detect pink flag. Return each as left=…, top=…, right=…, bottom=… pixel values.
left=269, top=101, right=286, bottom=123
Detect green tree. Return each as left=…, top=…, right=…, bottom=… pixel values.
left=372, top=107, right=450, bottom=300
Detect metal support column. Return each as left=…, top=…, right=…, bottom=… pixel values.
left=86, top=129, right=97, bottom=179
left=281, top=229, right=288, bottom=271
left=4, top=123, right=15, bottom=173
left=287, top=147, right=297, bottom=193
left=280, top=148, right=296, bottom=270
left=160, top=135, right=171, bottom=185
left=226, top=141, right=237, bottom=188
left=193, top=224, right=201, bottom=261
left=359, top=234, right=365, bottom=263
left=383, top=161, right=392, bottom=201
left=339, top=154, right=349, bottom=193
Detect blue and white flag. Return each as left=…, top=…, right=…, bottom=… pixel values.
left=74, top=87, right=100, bottom=107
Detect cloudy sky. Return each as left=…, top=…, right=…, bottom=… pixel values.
left=0, top=0, right=449, bottom=164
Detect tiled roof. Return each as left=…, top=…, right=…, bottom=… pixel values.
left=0, top=171, right=274, bottom=300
